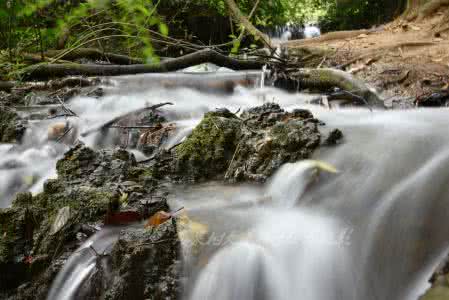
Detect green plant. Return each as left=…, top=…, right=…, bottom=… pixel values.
left=0, top=0, right=169, bottom=62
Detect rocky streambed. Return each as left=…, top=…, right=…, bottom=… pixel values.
left=0, top=82, right=335, bottom=300
left=2, top=71, right=449, bottom=300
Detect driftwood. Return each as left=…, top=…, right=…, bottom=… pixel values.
left=278, top=68, right=385, bottom=108
left=22, top=49, right=265, bottom=80
left=80, top=102, right=173, bottom=137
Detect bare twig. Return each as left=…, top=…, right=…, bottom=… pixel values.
left=56, top=126, right=74, bottom=143
left=110, top=125, right=158, bottom=129
left=56, top=95, right=78, bottom=117
left=81, top=102, right=173, bottom=137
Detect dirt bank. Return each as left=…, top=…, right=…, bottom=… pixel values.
left=285, top=11, right=449, bottom=108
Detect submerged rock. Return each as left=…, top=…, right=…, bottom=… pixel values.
left=171, top=103, right=321, bottom=182
left=101, top=223, right=181, bottom=300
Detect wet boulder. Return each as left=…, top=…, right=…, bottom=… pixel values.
left=175, top=109, right=242, bottom=180
left=0, top=145, right=168, bottom=298
left=172, top=103, right=321, bottom=182
left=0, top=207, right=36, bottom=291
left=101, top=222, right=181, bottom=300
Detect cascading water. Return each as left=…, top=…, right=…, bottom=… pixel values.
left=172, top=108, right=449, bottom=300
left=265, top=22, right=321, bottom=42
left=6, top=68, right=449, bottom=299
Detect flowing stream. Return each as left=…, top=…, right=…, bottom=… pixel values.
left=3, top=69, right=449, bottom=300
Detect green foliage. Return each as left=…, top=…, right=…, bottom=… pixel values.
left=0, top=0, right=169, bottom=63
left=319, top=0, right=403, bottom=31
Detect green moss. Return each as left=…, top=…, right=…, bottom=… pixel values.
left=175, top=112, right=241, bottom=178
left=0, top=108, right=19, bottom=143
left=126, top=166, right=153, bottom=182
left=0, top=208, right=29, bottom=263
left=12, top=192, right=33, bottom=208
left=421, top=283, right=449, bottom=300
left=56, top=146, right=96, bottom=179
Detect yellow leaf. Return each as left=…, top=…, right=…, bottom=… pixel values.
left=308, top=160, right=339, bottom=174
left=119, top=192, right=129, bottom=207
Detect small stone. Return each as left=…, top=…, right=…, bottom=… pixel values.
left=325, top=129, right=344, bottom=145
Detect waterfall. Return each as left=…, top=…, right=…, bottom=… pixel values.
left=4, top=70, right=449, bottom=300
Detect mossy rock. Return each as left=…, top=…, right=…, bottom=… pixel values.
left=176, top=110, right=242, bottom=180
left=56, top=145, right=97, bottom=180
left=0, top=107, right=25, bottom=143
left=0, top=208, right=37, bottom=290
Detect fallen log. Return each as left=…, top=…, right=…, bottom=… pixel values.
left=276, top=68, right=385, bottom=108
left=22, top=49, right=266, bottom=80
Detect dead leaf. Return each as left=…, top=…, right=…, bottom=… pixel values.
left=119, top=192, right=129, bottom=207
left=145, top=211, right=172, bottom=228
left=410, top=25, right=421, bottom=31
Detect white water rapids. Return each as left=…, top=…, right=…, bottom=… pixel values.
left=2, top=71, right=449, bottom=300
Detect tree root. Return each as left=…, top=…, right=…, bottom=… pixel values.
left=21, top=49, right=265, bottom=80
left=277, top=68, right=385, bottom=108
left=418, top=0, right=449, bottom=20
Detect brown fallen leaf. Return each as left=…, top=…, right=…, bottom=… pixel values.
left=145, top=211, right=173, bottom=228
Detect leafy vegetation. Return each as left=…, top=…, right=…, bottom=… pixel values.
left=1, top=0, right=441, bottom=80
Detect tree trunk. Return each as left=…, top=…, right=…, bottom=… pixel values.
left=21, top=49, right=265, bottom=80
left=403, top=0, right=449, bottom=20
left=224, top=0, right=272, bottom=49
